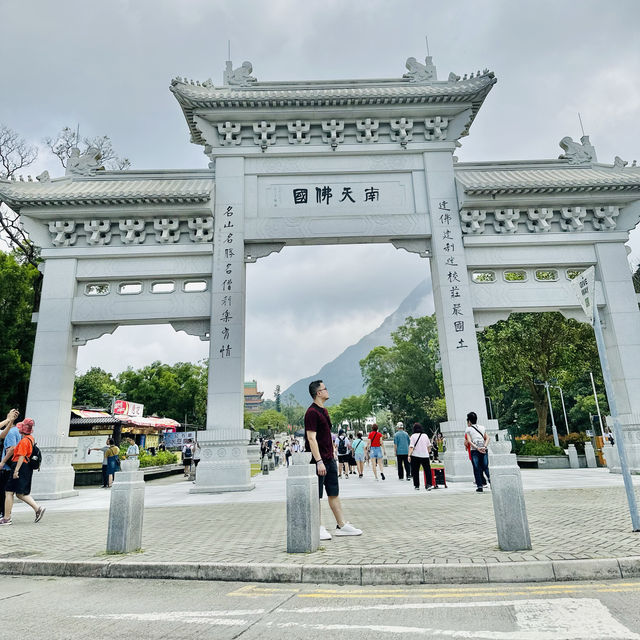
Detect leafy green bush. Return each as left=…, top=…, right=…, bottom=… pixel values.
left=519, top=440, right=565, bottom=456
left=560, top=431, right=590, bottom=454
left=138, top=451, right=178, bottom=468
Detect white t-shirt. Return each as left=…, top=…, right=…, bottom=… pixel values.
left=465, top=423, right=487, bottom=448
left=126, top=443, right=139, bottom=457
left=409, top=432, right=431, bottom=457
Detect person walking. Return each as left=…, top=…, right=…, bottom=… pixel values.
left=0, top=418, right=45, bottom=525
left=393, top=421, right=411, bottom=481
left=408, top=423, right=432, bottom=491
left=182, top=438, right=194, bottom=477
left=125, top=436, right=139, bottom=459
left=351, top=432, right=366, bottom=477
left=305, top=380, right=362, bottom=540
left=0, top=409, right=20, bottom=517
left=336, top=429, right=351, bottom=479
left=465, top=411, right=490, bottom=492
left=366, top=424, right=386, bottom=481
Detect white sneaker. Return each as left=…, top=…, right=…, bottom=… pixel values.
left=335, top=522, right=362, bottom=536
left=319, top=525, right=332, bottom=540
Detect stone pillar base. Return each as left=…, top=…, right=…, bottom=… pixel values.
left=440, top=419, right=499, bottom=483
left=107, top=459, right=145, bottom=553
left=606, top=413, right=640, bottom=474
left=190, top=429, right=255, bottom=494
left=287, top=452, right=320, bottom=553
left=31, top=436, right=79, bottom=500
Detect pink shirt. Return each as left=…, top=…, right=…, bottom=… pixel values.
left=409, top=432, right=431, bottom=457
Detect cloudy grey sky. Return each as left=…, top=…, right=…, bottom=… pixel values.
left=2, top=0, right=639, bottom=398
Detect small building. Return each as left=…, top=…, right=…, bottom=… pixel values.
left=244, top=380, right=264, bottom=413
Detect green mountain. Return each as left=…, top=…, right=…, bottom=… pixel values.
left=282, top=278, right=433, bottom=406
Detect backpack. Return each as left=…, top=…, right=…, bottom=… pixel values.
left=183, top=446, right=193, bottom=459
left=337, top=436, right=347, bottom=455
left=28, top=439, right=42, bottom=471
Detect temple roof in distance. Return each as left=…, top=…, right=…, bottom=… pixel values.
left=0, top=170, right=214, bottom=211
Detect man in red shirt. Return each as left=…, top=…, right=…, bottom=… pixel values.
left=305, top=380, right=362, bottom=540
left=367, top=424, right=386, bottom=481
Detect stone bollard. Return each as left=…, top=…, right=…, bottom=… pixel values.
left=268, top=458, right=275, bottom=471
left=106, top=458, right=145, bottom=553
left=286, top=452, right=319, bottom=553
left=584, top=441, right=597, bottom=468
left=262, top=459, right=269, bottom=475
left=603, top=442, right=620, bottom=473
left=488, top=439, right=532, bottom=551
left=567, top=444, right=580, bottom=469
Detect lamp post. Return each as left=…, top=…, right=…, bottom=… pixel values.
left=552, top=385, right=570, bottom=435
left=588, top=370, right=606, bottom=437
left=534, top=379, right=560, bottom=447
left=485, top=396, right=494, bottom=420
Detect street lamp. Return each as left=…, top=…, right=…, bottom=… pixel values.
left=485, top=396, right=494, bottom=421
left=588, top=370, right=606, bottom=437
left=534, top=379, right=560, bottom=447
left=551, top=385, right=570, bottom=435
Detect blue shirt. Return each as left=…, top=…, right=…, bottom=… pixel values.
left=393, top=430, right=411, bottom=455
left=2, top=426, right=21, bottom=470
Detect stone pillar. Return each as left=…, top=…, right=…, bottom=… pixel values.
left=488, top=440, right=532, bottom=551
left=106, top=458, right=145, bottom=553
left=286, top=452, right=320, bottom=553
left=584, top=442, right=597, bottom=468
left=567, top=444, right=579, bottom=469
left=192, top=157, right=253, bottom=493
left=595, top=242, right=640, bottom=472
left=26, top=258, right=79, bottom=500
left=423, top=151, right=496, bottom=482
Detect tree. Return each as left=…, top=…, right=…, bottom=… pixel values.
left=0, top=251, right=38, bottom=410
left=116, top=361, right=207, bottom=426
left=281, top=393, right=305, bottom=427
left=255, top=409, right=287, bottom=434
left=339, top=395, right=372, bottom=429
left=274, top=384, right=281, bottom=413
left=633, top=264, right=640, bottom=294
left=360, top=315, right=442, bottom=428
left=0, top=125, right=39, bottom=267
left=44, top=126, right=130, bottom=170
left=478, top=312, right=601, bottom=439
left=74, top=367, right=120, bottom=407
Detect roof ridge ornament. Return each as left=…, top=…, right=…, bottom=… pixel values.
left=66, top=147, right=105, bottom=177
left=223, top=60, right=257, bottom=87
left=403, top=55, right=437, bottom=82
left=558, top=135, right=597, bottom=165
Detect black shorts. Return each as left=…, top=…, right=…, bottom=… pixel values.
left=5, top=464, right=32, bottom=496
left=183, top=457, right=193, bottom=467
left=316, top=458, right=339, bottom=499
left=338, top=454, right=350, bottom=464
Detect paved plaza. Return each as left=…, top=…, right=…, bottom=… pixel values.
left=1, top=465, right=640, bottom=584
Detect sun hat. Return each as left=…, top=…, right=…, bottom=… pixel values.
left=17, top=418, right=34, bottom=435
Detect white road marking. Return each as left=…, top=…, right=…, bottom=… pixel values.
left=276, top=598, right=640, bottom=639
left=72, top=599, right=640, bottom=639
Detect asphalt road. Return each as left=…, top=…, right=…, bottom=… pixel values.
left=1, top=576, right=640, bottom=639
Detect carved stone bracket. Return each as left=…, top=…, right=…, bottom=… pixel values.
left=252, top=121, right=277, bottom=150
left=171, top=320, right=210, bottom=341
left=424, top=116, right=449, bottom=141
left=119, top=219, right=146, bottom=244
left=391, top=238, right=431, bottom=258
left=244, top=242, right=286, bottom=263
left=321, top=120, right=345, bottom=150
left=217, top=121, right=242, bottom=146
left=84, top=219, right=112, bottom=245
left=560, top=206, right=586, bottom=232
left=72, top=323, right=118, bottom=346
left=460, top=209, right=486, bottom=233
left=154, top=218, right=181, bottom=243
left=390, top=118, right=413, bottom=148
left=356, top=118, right=379, bottom=143
left=592, top=206, right=620, bottom=230
left=49, top=220, right=77, bottom=247
left=287, top=120, right=311, bottom=144
left=188, top=216, right=214, bottom=242
left=526, top=208, right=554, bottom=233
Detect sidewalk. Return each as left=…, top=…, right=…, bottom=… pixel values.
left=2, top=466, right=640, bottom=585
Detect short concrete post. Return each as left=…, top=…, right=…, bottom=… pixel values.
left=603, top=442, right=620, bottom=473
left=262, top=459, right=269, bottom=475
left=106, top=458, right=145, bottom=553
left=488, top=440, right=532, bottom=551
left=286, top=452, right=319, bottom=553
left=584, top=441, right=597, bottom=468
left=268, top=455, right=275, bottom=471
left=567, top=444, right=580, bottom=469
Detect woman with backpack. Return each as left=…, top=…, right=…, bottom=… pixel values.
left=0, top=418, right=45, bottom=525
left=408, top=422, right=433, bottom=491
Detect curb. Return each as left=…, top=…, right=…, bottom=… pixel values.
left=2, top=557, right=640, bottom=585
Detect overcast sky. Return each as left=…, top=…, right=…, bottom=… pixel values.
left=2, top=0, right=639, bottom=399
